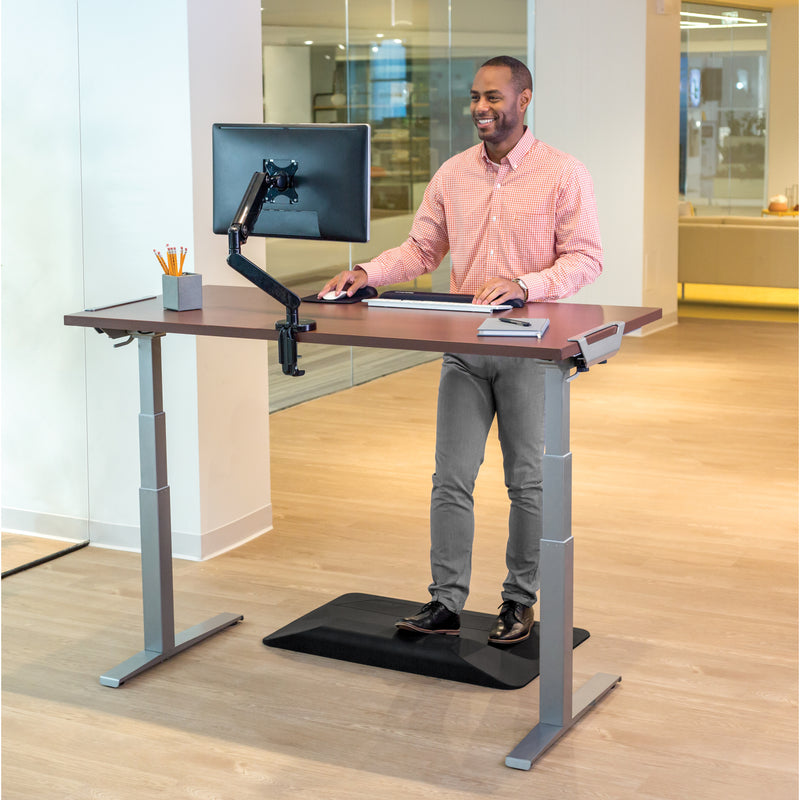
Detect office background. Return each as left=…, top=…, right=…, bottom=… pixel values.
left=2, top=0, right=797, bottom=559
left=4, top=0, right=792, bottom=560
left=1, top=1, right=797, bottom=797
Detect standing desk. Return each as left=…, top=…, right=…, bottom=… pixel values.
left=65, top=284, right=661, bottom=769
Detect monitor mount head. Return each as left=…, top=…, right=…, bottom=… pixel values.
left=264, top=159, right=298, bottom=204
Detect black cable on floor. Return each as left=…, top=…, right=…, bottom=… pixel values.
left=1, top=539, right=91, bottom=579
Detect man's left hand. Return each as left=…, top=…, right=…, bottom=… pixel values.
left=473, top=278, right=527, bottom=305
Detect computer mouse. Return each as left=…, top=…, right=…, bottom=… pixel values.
left=320, top=286, right=378, bottom=302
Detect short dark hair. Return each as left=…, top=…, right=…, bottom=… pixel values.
left=480, top=56, right=532, bottom=95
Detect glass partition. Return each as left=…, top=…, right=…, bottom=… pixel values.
left=680, top=3, right=770, bottom=216
left=261, top=1, right=528, bottom=410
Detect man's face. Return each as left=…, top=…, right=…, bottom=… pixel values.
left=470, top=66, right=530, bottom=152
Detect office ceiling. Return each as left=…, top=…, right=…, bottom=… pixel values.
left=259, top=1, right=795, bottom=50
left=260, top=0, right=525, bottom=33
left=732, top=0, right=798, bottom=6
left=689, top=0, right=797, bottom=6
left=260, top=0, right=798, bottom=29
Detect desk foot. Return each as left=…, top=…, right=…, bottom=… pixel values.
left=505, top=672, right=621, bottom=770
left=99, top=612, right=244, bottom=687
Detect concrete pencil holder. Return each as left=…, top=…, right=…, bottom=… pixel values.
left=162, top=272, right=202, bottom=311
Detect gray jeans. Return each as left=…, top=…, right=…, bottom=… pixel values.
left=428, top=352, right=546, bottom=613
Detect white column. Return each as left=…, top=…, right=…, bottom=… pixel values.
left=767, top=5, right=799, bottom=202
left=533, top=0, right=680, bottom=329
left=1, top=0, right=272, bottom=559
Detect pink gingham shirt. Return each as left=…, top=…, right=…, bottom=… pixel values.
left=358, top=127, right=603, bottom=301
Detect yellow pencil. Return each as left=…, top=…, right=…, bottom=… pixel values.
left=154, top=249, right=168, bottom=274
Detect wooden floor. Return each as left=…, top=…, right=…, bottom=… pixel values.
left=2, top=316, right=797, bottom=799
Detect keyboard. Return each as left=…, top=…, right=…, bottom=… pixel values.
left=363, top=298, right=512, bottom=313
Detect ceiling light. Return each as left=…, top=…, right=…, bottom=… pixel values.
left=679, top=10, right=764, bottom=29
left=680, top=11, right=758, bottom=24
left=304, top=40, right=314, bottom=45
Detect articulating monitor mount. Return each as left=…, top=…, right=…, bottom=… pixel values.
left=227, top=163, right=315, bottom=377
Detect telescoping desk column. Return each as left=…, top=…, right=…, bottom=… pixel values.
left=72, top=319, right=244, bottom=687
left=65, top=285, right=661, bottom=763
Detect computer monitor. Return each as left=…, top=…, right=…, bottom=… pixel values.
left=212, top=122, right=371, bottom=242
left=211, top=122, right=371, bottom=377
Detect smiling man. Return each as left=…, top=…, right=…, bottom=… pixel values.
left=319, top=56, right=603, bottom=645
left=471, top=56, right=532, bottom=163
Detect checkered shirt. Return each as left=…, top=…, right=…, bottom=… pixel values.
left=358, top=127, right=603, bottom=301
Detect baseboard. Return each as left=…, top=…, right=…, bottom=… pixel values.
left=1, top=508, right=90, bottom=542
left=1, top=504, right=273, bottom=561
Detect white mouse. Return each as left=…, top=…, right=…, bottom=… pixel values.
left=323, top=290, right=347, bottom=301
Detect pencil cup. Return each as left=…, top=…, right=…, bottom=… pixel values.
left=162, top=272, right=202, bottom=311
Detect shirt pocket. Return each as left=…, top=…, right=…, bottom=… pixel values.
left=509, top=212, right=556, bottom=264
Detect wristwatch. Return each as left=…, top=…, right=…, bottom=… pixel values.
left=512, top=277, right=529, bottom=302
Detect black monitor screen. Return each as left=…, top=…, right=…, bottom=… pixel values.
left=212, top=123, right=370, bottom=242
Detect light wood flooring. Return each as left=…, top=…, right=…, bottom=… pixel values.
left=2, top=316, right=797, bottom=799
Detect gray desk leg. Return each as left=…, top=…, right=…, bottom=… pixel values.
left=505, top=361, right=620, bottom=769
left=99, top=333, right=242, bottom=687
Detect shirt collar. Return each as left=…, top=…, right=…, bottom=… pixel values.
left=479, top=126, right=536, bottom=171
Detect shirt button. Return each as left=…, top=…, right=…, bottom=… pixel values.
left=496, top=184, right=501, bottom=189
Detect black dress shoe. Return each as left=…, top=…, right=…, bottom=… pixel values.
left=395, top=601, right=461, bottom=635
left=488, top=600, right=534, bottom=645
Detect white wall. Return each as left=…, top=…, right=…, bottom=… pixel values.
left=263, top=45, right=313, bottom=123
left=188, top=3, right=273, bottom=557
left=643, top=3, right=681, bottom=317
left=2, top=0, right=272, bottom=559
left=533, top=0, right=679, bottom=329
left=767, top=5, right=799, bottom=202
left=2, top=0, right=90, bottom=540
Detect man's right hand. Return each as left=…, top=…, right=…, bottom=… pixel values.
left=317, top=267, right=369, bottom=298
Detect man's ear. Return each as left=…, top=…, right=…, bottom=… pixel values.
left=519, top=88, right=532, bottom=113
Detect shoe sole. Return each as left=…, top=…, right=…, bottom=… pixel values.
left=395, top=621, right=460, bottom=635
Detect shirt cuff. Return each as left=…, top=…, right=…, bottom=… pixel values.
left=518, top=273, right=542, bottom=302
left=354, top=263, right=378, bottom=285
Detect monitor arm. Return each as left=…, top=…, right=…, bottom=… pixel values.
left=227, top=170, right=315, bottom=377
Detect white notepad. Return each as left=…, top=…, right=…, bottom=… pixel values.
left=477, top=317, right=550, bottom=337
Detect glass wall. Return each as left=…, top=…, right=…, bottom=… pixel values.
left=261, top=1, right=528, bottom=410
left=680, top=3, right=770, bottom=216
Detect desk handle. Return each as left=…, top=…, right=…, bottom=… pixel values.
left=568, top=321, right=625, bottom=370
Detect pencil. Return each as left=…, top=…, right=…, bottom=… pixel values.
left=179, top=246, right=186, bottom=275
left=154, top=249, right=168, bottom=274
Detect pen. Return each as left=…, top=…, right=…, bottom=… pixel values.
left=499, top=317, right=531, bottom=327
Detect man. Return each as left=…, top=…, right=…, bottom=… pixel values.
left=318, top=56, right=602, bottom=645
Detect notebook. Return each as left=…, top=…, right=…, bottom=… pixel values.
left=477, top=317, right=550, bottom=337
